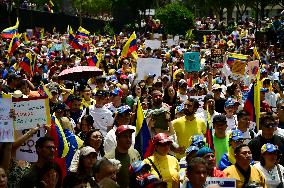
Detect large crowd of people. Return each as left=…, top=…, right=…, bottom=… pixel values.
left=0, top=14, right=284, bottom=188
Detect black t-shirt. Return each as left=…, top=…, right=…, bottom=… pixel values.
left=20, top=164, right=42, bottom=188
left=248, top=135, right=284, bottom=165
left=215, top=98, right=226, bottom=114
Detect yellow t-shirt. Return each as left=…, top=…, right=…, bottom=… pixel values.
left=80, top=98, right=96, bottom=110
left=224, top=165, right=267, bottom=188
left=172, top=116, right=206, bottom=159
left=144, top=153, right=180, bottom=188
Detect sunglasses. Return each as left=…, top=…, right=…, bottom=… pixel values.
left=233, top=139, right=244, bottom=143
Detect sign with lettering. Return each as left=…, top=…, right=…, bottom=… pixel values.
left=184, top=52, right=200, bottom=72
left=231, top=60, right=246, bottom=76
left=211, top=48, right=222, bottom=58
left=247, top=60, right=259, bottom=77
left=13, top=97, right=51, bottom=130
left=15, top=128, right=45, bottom=162
left=206, top=177, right=236, bottom=188
left=0, top=95, right=14, bottom=142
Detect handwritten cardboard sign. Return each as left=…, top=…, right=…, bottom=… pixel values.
left=247, top=60, right=259, bottom=76
left=136, top=58, right=162, bottom=81
left=15, top=128, right=45, bottom=162
left=206, top=177, right=236, bottom=188
left=184, top=52, right=200, bottom=72
left=0, top=96, right=14, bottom=142
left=211, top=48, right=222, bottom=58
left=231, top=60, right=246, bottom=76
left=13, top=97, right=51, bottom=130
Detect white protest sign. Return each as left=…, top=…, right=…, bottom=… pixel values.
left=174, top=35, right=180, bottom=44
left=167, top=39, right=175, bottom=47
left=247, top=60, right=259, bottom=77
left=13, top=97, right=51, bottom=130
left=190, top=95, right=205, bottom=114
left=0, top=96, right=14, bottom=142
left=206, top=177, right=236, bottom=188
left=136, top=58, right=163, bottom=81
left=16, top=128, right=45, bottom=162
left=153, top=33, right=162, bottom=40
left=145, top=40, right=161, bottom=49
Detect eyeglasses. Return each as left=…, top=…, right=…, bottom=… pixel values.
left=233, top=139, right=244, bottom=143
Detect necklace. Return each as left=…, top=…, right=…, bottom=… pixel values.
left=267, top=167, right=276, bottom=180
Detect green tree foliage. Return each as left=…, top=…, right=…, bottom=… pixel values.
left=74, top=0, right=112, bottom=17
left=156, top=3, right=194, bottom=35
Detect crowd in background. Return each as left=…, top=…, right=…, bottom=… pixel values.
left=0, top=14, right=283, bottom=188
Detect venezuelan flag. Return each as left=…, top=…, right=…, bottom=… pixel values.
left=134, top=99, right=151, bottom=159
left=38, top=82, right=52, bottom=99
left=19, top=54, right=32, bottom=74
left=121, top=32, right=138, bottom=59
left=87, top=56, right=98, bottom=66
left=69, top=27, right=84, bottom=50
left=244, top=72, right=261, bottom=130
left=8, top=34, right=21, bottom=56
left=227, top=53, right=248, bottom=65
left=76, top=26, right=90, bottom=38
left=49, top=116, right=69, bottom=158
left=1, top=18, right=19, bottom=39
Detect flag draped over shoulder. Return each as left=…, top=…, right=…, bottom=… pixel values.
left=8, top=34, right=21, bottom=56
left=69, top=27, right=86, bottom=51
left=1, top=18, right=19, bottom=39
left=121, top=32, right=138, bottom=59
left=49, top=116, right=83, bottom=177
left=76, top=26, right=90, bottom=39
left=244, top=72, right=261, bottom=130
left=134, top=100, right=151, bottom=159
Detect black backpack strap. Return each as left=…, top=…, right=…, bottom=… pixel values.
left=147, top=158, right=163, bottom=180
left=86, top=107, right=89, bottom=115
left=249, top=130, right=255, bottom=140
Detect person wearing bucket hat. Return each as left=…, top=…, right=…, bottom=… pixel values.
left=143, top=133, right=179, bottom=188
left=67, top=146, right=98, bottom=188
left=218, top=129, right=244, bottom=170
left=254, top=143, right=284, bottom=188
left=105, top=125, right=140, bottom=188
left=104, top=105, right=134, bottom=154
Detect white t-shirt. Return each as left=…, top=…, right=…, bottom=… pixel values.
left=254, top=162, right=284, bottom=188
left=177, top=93, right=188, bottom=103
left=80, top=105, right=114, bottom=137
left=195, top=110, right=220, bottom=129
left=226, top=115, right=237, bottom=131
left=104, top=126, right=136, bottom=154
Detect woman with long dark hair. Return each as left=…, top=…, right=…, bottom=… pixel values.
left=163, top=84, right=179, bottom=120
left=85, top=129, right=105, bottom=159
left=78, top=115, right=94, bottom=141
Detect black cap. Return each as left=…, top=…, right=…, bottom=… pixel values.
left=95, top=90, right=109, bottom=97
left=213, top=115, right=227, bottom=123
left=203, top=94, right=214, bottom=103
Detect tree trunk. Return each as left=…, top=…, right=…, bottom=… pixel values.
left=260, top=2, right=265, bottom=20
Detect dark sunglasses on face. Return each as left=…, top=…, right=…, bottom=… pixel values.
left=263, top=123, right=277, bottom=128
left=234, top=139, right=244, bottom=143
left=157, top=142, right=171, bottom=147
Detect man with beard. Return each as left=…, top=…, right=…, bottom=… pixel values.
left=172, top=98, right=206, bottom=160
left=147, top=90, right=175, bottom=136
